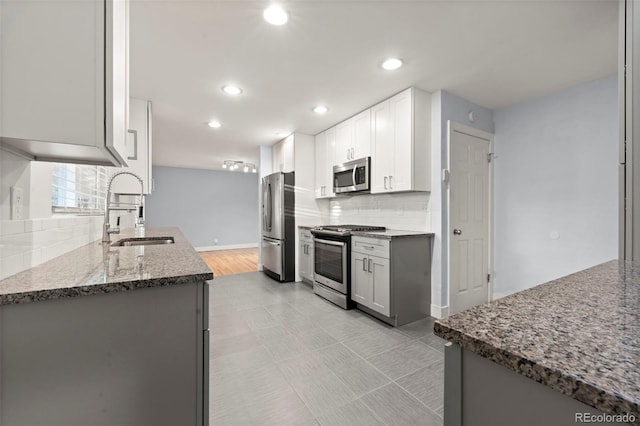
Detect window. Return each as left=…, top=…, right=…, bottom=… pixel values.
left=51, top=164, right=108, bottom=213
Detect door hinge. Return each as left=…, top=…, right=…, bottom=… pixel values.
left=442, top=169, right=450, bottom=182
left=487, top=273, right=491, bottom=283
left=487, top=153, right=494, bottom=163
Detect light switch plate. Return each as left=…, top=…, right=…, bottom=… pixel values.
left=10, top=186, right=24, bottom=220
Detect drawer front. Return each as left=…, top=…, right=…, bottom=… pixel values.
left=352, top=236, right=389, bottom=258
left=300, top=229, right=313, bottom=241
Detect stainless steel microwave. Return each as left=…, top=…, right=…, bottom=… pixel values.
left=333, top=157, right=370, bottom=194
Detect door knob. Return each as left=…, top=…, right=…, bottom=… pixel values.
left=453, top=229, right=462, bottom=235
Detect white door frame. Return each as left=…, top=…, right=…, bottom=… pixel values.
left=446, top=120, right=495, bottom=312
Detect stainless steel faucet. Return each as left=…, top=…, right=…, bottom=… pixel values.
left=102, top=171, right=145, bottom=243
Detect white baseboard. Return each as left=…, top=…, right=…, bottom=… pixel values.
left=430, top=304, right=449, bottom=319
left=196, top=243, right=258, bottom=252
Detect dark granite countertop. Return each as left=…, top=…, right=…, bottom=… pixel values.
left=0, top=227, right=213, bottom=306
left=298, top=225, right=322, bottom=230
left=434, top=260, right=640, bottom=423
left=351, top=229, right=434, bottom=239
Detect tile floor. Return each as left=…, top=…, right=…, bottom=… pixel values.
left=209, top=272, right=446, bottom=426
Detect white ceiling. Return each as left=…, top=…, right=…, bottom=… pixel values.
left=129, top=0, right=618, bottom=171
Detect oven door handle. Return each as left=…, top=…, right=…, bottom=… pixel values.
left=314, top=238, right=346, bottom=247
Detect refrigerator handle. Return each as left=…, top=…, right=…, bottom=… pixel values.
left=262, top=179, right=267, bottom=232
left=267, top=183, right=273, bottom=231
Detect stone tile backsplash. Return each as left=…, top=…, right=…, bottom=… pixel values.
left=0, top=216, right=103, bottom=280
left=329, top=192, right=431, bottom=231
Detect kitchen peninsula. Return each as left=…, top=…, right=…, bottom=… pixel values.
left=435, top=260, right=639, bottom=426
left=0, top=227, right=212, bottom=426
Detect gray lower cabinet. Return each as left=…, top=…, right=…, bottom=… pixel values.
left=352, top=251, right=390, bottom=316
left=444, top=344, right=632, bottom=426
left=351, top=235, right=431, bottom=326
left=0, top=282, right=209, bottom=426
left=299, top=229, right=314, bottom=283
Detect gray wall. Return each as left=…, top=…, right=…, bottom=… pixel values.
left=493, top=74, right=618, bottom=297
left=146, top=166, right=259, bottom=248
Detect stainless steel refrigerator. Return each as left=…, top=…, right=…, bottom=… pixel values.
left=261, top=171, right=295, bottom=282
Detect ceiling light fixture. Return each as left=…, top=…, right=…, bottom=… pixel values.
left=313, top=106, right=328, bottom=114
left=222, top=85, right=242, bottom=95
left=381, top=58, right=403, bottom=70
left=208, top=120, right=222, bottom=128
left=263, top=5, right=288, bottom=25
left=222, top=160, right=258, bottom=173
left=276, top=132, right=288, bottom=138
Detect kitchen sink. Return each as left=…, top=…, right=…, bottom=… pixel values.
left=111, top=237, right=175, bottom=247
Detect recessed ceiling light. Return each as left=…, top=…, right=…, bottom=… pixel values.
left=313, top=106, right=328, bottom=114
left=263, top=5, right=288, bottom=26
left=222, top=85, right=242, bottom=95
left=208, top=120, right=222, bottom=128
left=381, top=58, right=403, bottom=70
left=276, top=132, right=288, bottom=137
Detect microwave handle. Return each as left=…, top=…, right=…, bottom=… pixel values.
left=352, top=165, right=357, bottom=186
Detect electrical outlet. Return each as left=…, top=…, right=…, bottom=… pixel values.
left=10, top=186, right=24, bottom=220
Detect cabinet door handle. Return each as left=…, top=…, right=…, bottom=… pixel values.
left=389, top=175, right=393, bottom=189
left=362, top=258, right=367, bottom=271
left=350, top=148, right=354, bottom=159
left=368, top=259, right=372, bottom=273
left=127, top=130, right=138, bottom=160
left=384, top=176, right=388, bottom=189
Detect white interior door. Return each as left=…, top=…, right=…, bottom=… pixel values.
left=449, top=122, right=492, bottom=314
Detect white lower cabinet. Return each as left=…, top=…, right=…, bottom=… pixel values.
left=351, top=234, right=432, bottom=326
left=299, top=229, right=314, bottom=283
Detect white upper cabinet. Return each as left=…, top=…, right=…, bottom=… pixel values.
left=0, top=0, right=130, bottom=166
left=371, top=100, right=393, bottom=194
left=352, top=109, right=372, bottom=160
left=273, top=134, right=294, bottom=173
left=371, top=88, right=431, bottom=194
left=111, top=98, right=153, bottom=195
left=334, top=109, right=371, bottom=165
left=335, top=120, right=353, bottom=164
left=283, top=135, right=295, bottom=172
left=315, top=128, right=336, bottom=198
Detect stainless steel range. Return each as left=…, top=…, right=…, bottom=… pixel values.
left=310, top=225, right=386, bottom=309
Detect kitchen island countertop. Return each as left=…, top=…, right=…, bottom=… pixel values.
left=434, top=259, right=640, bottom=423
left=0, top=227, right=213, bottom=306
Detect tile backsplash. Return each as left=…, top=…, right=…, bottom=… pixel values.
left=329, top=192, right=431, bottom=231
left=0, top=216, right=103, bottom=280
